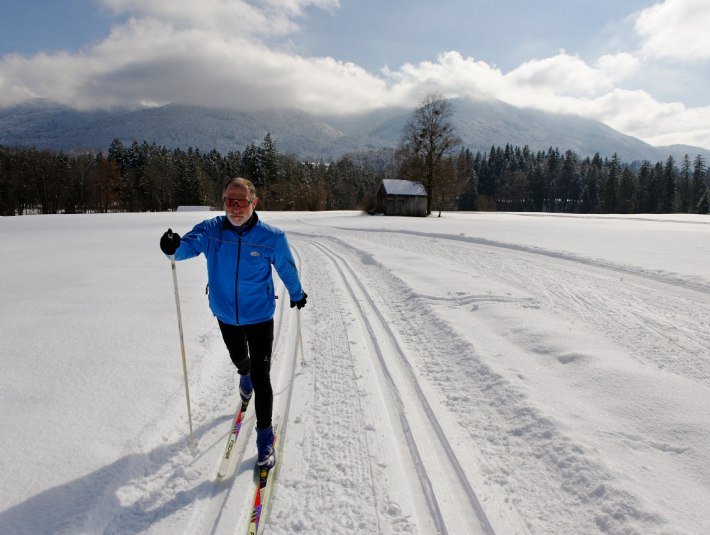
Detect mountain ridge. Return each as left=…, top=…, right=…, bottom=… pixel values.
left=1, top=98, right=707, bottom=164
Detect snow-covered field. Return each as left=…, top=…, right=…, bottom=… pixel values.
left=1, top=210, right=709, bottom=535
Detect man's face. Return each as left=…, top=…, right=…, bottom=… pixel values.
left=223, top=184, right=258, bottom=226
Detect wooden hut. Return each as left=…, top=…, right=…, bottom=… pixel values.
left=375, top=179, right=428, bottom=216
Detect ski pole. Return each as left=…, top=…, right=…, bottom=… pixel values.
left=297, top=308, right=306, bottom=366
left=169, top=254, right=197, bottom=451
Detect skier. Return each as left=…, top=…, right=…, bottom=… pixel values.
left=159, top=177, right=307, bottom=469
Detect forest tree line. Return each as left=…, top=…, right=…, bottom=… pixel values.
left=1, top=134, right=709, bottom=216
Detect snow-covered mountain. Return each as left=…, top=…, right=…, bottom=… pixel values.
left=1, top=98, right=708, bottom=163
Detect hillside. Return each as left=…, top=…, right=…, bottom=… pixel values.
left=1, top=98, right=708, bottom=163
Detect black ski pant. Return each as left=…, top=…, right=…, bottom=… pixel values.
left=218, top=319, right=274, bottom=430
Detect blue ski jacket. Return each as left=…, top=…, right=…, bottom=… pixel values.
left=174, top=213, right=304, bottom=326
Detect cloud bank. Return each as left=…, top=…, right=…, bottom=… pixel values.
left=1, top=0, right=709, bottom=149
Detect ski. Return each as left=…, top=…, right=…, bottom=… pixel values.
left=247, top=425, right=278, bottom=535
left=216, top=398, right=250, bottom=478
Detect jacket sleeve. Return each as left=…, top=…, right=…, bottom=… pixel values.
left=273, top=233, right=304, bottom=301
left=174, top=220, right=210, bottom=261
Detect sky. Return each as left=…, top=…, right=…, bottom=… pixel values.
left=0, top=0, right=709, bottom=148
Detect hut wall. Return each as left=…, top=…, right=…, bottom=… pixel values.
left=385, top=195, right=427, bottom=216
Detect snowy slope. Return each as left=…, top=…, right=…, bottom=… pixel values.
left=0, top=211, right=708, bottom=534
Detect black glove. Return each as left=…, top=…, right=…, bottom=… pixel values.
left=290, top=291, right=307, bottom=309
left=160, top=228, right=181, bottom=255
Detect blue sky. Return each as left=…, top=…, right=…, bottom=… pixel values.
left=0, top=1, right=119, bottom=55
left=300, top=1, right=640, bottom=70
left=0, top=0, right=709, bottom=148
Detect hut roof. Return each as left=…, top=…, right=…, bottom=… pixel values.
left=381, top=179, right=427, bottom=196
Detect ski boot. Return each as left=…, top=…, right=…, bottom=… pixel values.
left=256, top=426, right=276, bottom=470
left=239, top=374, right=253, bottom=402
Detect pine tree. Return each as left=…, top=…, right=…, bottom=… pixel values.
left=661, top=156, right=676, bottom=213
left=601, top=154, right=620, bottom=213
left=618, top=168, right=635, bottom=214
left=650, top=162, right=664, bottom=213
left=697, top=188, right=710, bottom=214
left=546, top=148, right=562, bottom=211
left=456, top=148, right=478, bottom=210
left=260, top=133, right=280, bottom=210
left=527, top=163, right=547, bottom=211
left=678, top=154, right=691, bottom=212
left=558, top=150, right=581, bottom=212
left=579, top=165, right=600, bottom=213
left=690, top=155, right=706, bottom=212
left=240, top=144, right=263, bottom=187
left=635, top=161, right=652, bottom=213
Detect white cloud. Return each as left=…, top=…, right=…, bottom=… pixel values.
left=503, top=52, right=640, bottom=98
left=595, top=53, right=641, bottom=82
left=382, top=51, right=504, bottom=105
left=594, top=91, right=710, bottom=147
left=97, top=0, right=339, bottom=36
left=0, top=3, right=371, bottom=112
left=0, top=51, right=100, bottom=107
left=0, top=0, right=708, bottom=149
left=635, top=0, right=710, bottom=60
left=381, top=49, right=710, bottom=148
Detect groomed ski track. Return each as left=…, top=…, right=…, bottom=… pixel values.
left=309, top=240, right=494, bottom=534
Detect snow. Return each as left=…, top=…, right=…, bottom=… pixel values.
left=176, top=206, right=212, bottom=212
left=381, top=179, right=428, bottom=196
left=1, top=210, right=708, bottom=534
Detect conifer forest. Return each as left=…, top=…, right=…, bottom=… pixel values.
left=1, top=135, right=708, bottom=216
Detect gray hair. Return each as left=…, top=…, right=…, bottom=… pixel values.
left=223, top=177, right=257, bottom=198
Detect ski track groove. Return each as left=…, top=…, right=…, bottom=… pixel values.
left=332, top=228, right=710, bottom=386
left=310, top=242, right=448, bottom=534
left=310, top=239, right=496, bottom=535
left=265, top=241, right=387, bottom=533
left=452, top=240, right=710, bottom=384
left=301, top=231, right=673, bottom=535
left=320, top=225, right=710, bottom=297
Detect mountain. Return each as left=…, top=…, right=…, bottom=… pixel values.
left=1, top=98, right=708, bottom=164
left=322, top=98, right=710, bottom=163
left=0, top=101, right=345, bottom=158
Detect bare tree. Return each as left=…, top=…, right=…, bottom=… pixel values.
left=397, top=93, right=461, bottom=215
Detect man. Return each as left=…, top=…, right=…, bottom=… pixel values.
left=159, top=177, right=306, bottom=469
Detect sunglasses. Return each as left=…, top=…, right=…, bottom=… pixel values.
left=223, top=197, right=253, bottom=208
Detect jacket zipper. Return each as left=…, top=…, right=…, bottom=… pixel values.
left=235, top=235, right=242, bottom=324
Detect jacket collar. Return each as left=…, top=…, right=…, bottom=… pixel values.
left=222, top=212, right=259, bottom=235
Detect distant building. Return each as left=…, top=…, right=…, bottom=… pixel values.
left=176, top=205, right=211, bottom=212
left=375, top=179, right=428, bottom=217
